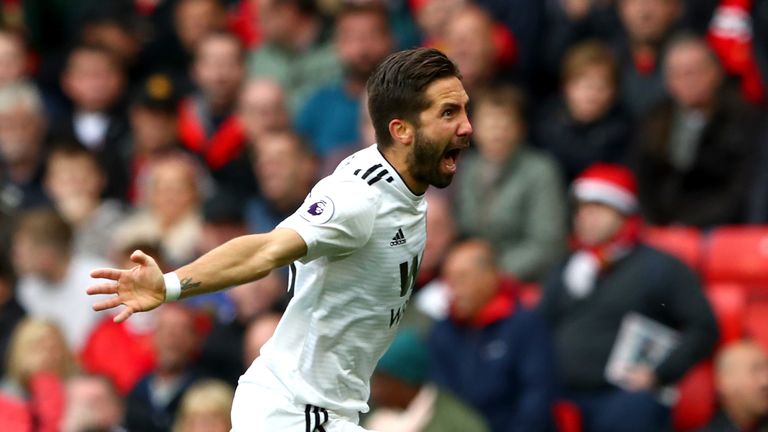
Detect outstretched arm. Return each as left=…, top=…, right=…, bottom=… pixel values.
left=87, top=228, right=307, bottom=322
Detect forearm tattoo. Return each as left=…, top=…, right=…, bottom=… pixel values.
left=180, top=277, right=201, bottom=292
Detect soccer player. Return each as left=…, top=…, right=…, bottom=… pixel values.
left=86, top=47, right=472, bottom=431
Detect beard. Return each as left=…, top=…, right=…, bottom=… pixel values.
left=407, top=129, right=456, bottom=189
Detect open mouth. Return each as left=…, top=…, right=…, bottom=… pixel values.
left=441, top=147, right=465, bottom=173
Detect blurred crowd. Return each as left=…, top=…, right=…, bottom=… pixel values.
left=1, top=0, right=768, bottom=431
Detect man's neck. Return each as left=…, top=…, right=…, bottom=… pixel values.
left=724, top=402, right=762, bottom=430
left=378, top=145, right=428, bottom=195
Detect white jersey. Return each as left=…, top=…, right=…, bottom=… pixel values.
left=241, top=144, right=427, bottom=415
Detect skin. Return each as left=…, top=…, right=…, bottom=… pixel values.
left=441, top=240, right=498, bottom=321
left=573, top=202, right=625, bottom=247
left=564, top=65, right=616, bottom=124
left=664, top=40, right=723, bottom=113
left=87, top=75, right=472, bottom=322
left=716, top=342, right=768, bottom=429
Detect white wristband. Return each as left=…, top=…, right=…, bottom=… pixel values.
left=163, top=272, right=182, bottom=302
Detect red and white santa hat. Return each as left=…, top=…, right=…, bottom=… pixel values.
left=572, top=163, right=638, bottom=214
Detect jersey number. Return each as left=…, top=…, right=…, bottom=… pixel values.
left=399, top=256, right=420, bottom=297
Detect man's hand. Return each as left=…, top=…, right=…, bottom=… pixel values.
left=624, top=365, right=657, bottom=392
left=86, top=250, right=166, bottom=323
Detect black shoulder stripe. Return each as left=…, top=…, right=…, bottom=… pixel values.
left=360, top=164, right=382, bottom=179
left=353, top=169, right=361, bottom=175
left=386, top=176, right=394, bottom=183
left=368, top=169, right=389, bottom=185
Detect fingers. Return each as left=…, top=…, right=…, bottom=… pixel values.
left=113, top=307, right=134, bottom=323
left=86, top=282, right=118, bottom=296
left=92, top=296, right=124, bottom=312
left=90, top=268, right=124, bottom=281
left=130, top=250, right=157, bottom=268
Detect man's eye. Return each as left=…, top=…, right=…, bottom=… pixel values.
left=442, top=110, right=453, bottom=118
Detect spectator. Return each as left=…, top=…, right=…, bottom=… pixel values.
left=121, top=72, right=183, bottom=203
left=174, top=0, right=227, bottom=55
left=633, top=34, right=763, bottom=227
left=79, top=10, right=143, bottom=83
left=113, top=153, right=206, bottom=267
left=538, top=163, right=718, bottom=432
left=12, top=208, right=110, bottom=350
left=179, top=31, right=255, bottom=198
left=429, top=239, right=557, bottom=432
left=61, top=373, right=126, bottom=432
left=365, top=328, right=490, bottom=432
left=43, top=142, right=125, bottom=258
left=699, top=341, right=768, bottom=432
left=614, top=0, right=683, bottom=116
left=143, top=0, right=228, bottom=82
left=243, top=312, right=282, bottom=367
left=245, top=130, right=317, bottom=234
left=55, top=44, right=129, bottom=199
left=442, top=5, right=503, bottom=95
left=296, top=2, right=393, bottom=158
left=534, top=40, right=633, bottom=184
left=456, top=86, right=566, bottom=282
left=318, top=89, right=376, bottom=176
left=0, top=81, right=49, bottom=211
left=0, top=256, right=24, bottom=376
left=542, top=0, right=621, bottom=83
left=717, top=341, right=768, bottom=426
left=0, top=319, right=71, bottom=432
left=411, top=0, right=467, bottom=48
left=125, top=304, right=202, bottom=432
left=0, top=30, right=26, bottom=87
left=173, top=379, right=234, bottom=432
left=238, top=78, right=290, bottom=148
left=247, top=0, right=340, bottom=112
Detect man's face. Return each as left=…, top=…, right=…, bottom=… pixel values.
left=720, top=345, right=768, bottom=419
left=62, top=51, right=124, bottom=112
left=336, top=12, right=393, bottom=82
left=665, top=43, right=722, bottom=110
left=0, top=34, right=25, bottom=86
left=0, top=104, right=44, bottom=164
left=442, top=243, right=497, bottom=320
left=175, top=0, right=225, bottom=51
left=409, top=76, right=472, bottom=189
left=472, top=102, right=524, bottom=162
left=619, top=0, right=680, bottom=45
left=565, top=65, right=616, bottom=123
left=253, top=135, right=313, bottom=204
left=193, top=37, right=244, bottom=109
left=238, top=80, right=288, bottom=140
left=444, top=9, right=495, bottom=88
left=573, top=202, right=625, bottom=246
left=130, top=106, right=178, bottom=153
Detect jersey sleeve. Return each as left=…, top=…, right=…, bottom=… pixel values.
left=277, top=176, right=380, bottom=263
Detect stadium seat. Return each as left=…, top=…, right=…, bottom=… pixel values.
left=672, top=362, right=716, bottom=432
left=705, top=283, right=747, bottom=346
left=641, top=226, right=704, bottom=271
left=703, top=226, right=768, bottom=288
left=745, top=301, right=768, bottom=351
left=553, top=400, right=582, bottom=432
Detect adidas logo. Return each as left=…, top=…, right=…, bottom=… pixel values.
left=390, top=228, right=407, bottom=246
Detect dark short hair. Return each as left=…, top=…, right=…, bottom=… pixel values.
left=366, top=48, right=461, bottom=148
left=66, top=43, right=124, bottom=72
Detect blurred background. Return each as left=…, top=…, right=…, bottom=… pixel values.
left=0, top=0, right=768, bottom=431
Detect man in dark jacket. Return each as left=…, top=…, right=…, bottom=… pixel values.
left=429, top=239, right=557, bottom=432
left=633, top=34, right=763, bottom=227
left=539, top=163, right=718, bottom=432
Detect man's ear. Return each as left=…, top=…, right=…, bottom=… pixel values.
left=388, top=119, right=414, bottom=146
